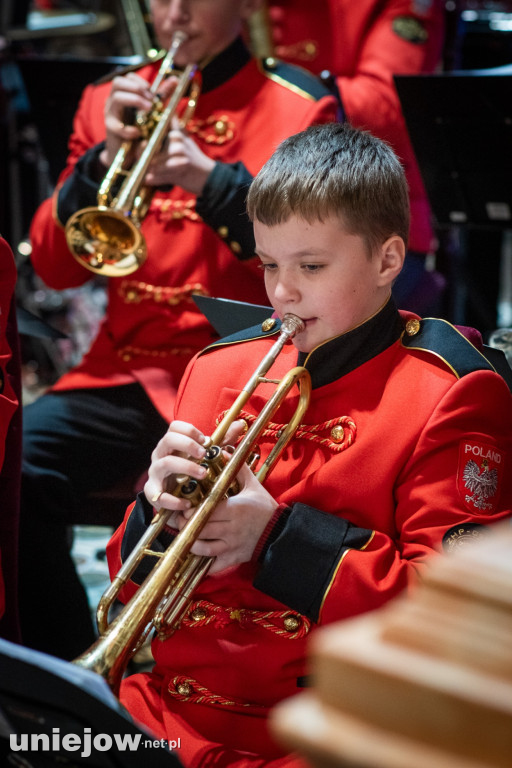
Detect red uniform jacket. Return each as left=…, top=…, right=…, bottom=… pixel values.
left=0, top=237, right=21, bottom=626
left=107, top=301, right=512, bottom=767
left=29, top=40, right=337, bottom=420
left=261, top=0, right=445, bottom=253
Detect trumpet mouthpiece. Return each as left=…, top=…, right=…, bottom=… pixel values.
left=281, top=314, right=305, bottom=337
left=172, top=30, right=188, bottom=45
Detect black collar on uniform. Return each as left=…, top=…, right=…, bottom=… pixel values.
left=200, top=36, right=252, bottom=94
left=298, top=298, right=404, bottom=389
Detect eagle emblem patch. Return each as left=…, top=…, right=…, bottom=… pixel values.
left=458, top=441, right=504, bottom=514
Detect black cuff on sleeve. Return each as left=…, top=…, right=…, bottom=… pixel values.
left=120, top=492, right=176, bottom=585
left=253, top=502, right=373, bottom=622
left=195, top=161, right=255, bottom=259
left=56, top=143, right=107, bottom=225
left=256, top=505, right=293, bottom=562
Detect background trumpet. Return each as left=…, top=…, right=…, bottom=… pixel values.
left=65, top=31, right=201, bottom=277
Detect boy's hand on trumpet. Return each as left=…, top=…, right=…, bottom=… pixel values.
left=178, top=461, right=278, bottom=575
left=144, top=419, right=279, bottom=575
left=100, top=71, right=163, bottom=168
left=144, top=116, right=215, bottom=195
left=144, top=419, right=210, bottom=515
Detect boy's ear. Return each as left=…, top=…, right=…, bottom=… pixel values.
left=377, top=235, right=405, bottom=286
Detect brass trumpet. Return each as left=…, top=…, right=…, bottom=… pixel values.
left=73, top=314, right=312, bottom=694
left=65, top=31, right=201, bottom=277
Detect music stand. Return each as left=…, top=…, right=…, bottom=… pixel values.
left=193, top=295, right=272, bottom=337
left=394, top=67, right=512, bottom=329
left=16, top=55, right=139, bottom=185
left=0, top=638, right=182, bottom=767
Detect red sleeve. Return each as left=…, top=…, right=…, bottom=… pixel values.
left=29, top=82, right=108, bottom=289
left=318, top=370, right=512, bottom=625
left=335, top=0, right=444, bottom=143
left=332, top=0, right=445, bottom=250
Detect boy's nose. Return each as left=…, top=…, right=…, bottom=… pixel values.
left=165, top=0, right=190, bottom=23
left=273, top=274, right=300, bottom=304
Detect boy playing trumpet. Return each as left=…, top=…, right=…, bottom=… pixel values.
left=108, top=123, right=512, bottom=766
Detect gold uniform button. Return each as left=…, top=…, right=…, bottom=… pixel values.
left=405, top=318, right=421, bottom=336
left=261, top=318, right=276, bottom=332
left=190, top=607, right=207, bottom=622
left=284, top=615, right=301, bottom=632
left=217, top=226, right=228, bottom=238
left=214, top=119, right=228, bottom=136
left=230, top=241, right=242, bottom=254
left=176, top=681, right=192, bottom=697
left=330, top=425, right=345, bottom=443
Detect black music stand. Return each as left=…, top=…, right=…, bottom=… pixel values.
left=16, top=55, right=139, bottom=185
left=0, top=638, right=182, bottom=767
left=394, top=67, right=512, bottom=330
left=193, top=295, right=272, bottom=337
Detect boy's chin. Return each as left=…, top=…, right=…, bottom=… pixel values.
left=292, top=338, right=313, bottom=354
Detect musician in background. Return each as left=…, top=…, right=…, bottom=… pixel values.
left=18, top=0, right=337, bottom=660
left=107, top=123, right=512, bottom=767
left=253, top=0, right=446, bottom=315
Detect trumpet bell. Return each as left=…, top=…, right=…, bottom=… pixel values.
left=65, top=206, right=147, bottom=276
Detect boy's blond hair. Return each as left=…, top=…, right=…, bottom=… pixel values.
left=246, top=123, right=410, bottom=254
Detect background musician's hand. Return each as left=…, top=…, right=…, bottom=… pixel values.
left=173, top=461, right=279, bottom=575
left=144, top=117, right=215, bottom=195
left=100, top=73, right=179, bottom=168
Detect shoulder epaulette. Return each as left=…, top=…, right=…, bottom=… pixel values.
left=401, top=318, right=496, bottom=378
left=93, top=51, right=166, bottom=86
left=199, top=317, right=282, bottom=356
left=258, top=57, right=333, bottom=101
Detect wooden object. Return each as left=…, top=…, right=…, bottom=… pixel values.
left=271, top=525, right=512, bottom=768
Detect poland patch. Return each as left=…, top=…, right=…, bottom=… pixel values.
left=459, top=441, right=504, bottom=514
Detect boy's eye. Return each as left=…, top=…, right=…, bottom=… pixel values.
left=302, top=264, right=324, bottom=272
left=258, top=262, right=277, bottom=271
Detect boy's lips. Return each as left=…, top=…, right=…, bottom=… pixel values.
left=278, top=314, right=315, bottom=327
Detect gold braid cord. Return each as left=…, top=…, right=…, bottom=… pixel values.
left=168, top=674, right=265, bottom=709
left=152, top=198, right=202, bottom=223
left=217, top=409, right=357, bottom=453
left=186, top=115, right=236, bottom=145
left=117, top=344, right=197, bottom=362
left=182, top=598, right=311, bottom=639
left=119, top=280, right=208, bottom=305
